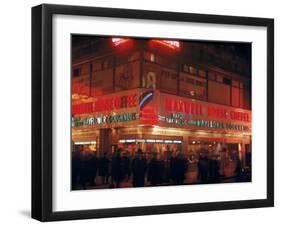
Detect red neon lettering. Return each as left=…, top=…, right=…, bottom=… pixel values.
left=127, top=94, right=137, bottom=108
left=230, top=111, right=250, bottom=122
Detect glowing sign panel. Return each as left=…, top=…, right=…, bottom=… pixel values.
left=112, top=38, right=129, bottom=46
left=153, top=40, right=180, bottom=50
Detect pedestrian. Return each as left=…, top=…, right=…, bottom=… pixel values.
left=158, top=154, right=165, bottom=184
left=171, top=151, right=187, bottom=185
left=87, top=151, right=98, bottom=186
left=235, top=156, right=242, bottom=182
left=147, top=152, right=161, bottom=186
left=209, top=155, right=220, bottom=183
left=111, top=148, right=124, bottom=188
left=122, top=151, right=131, bottom=181
left=131, top=149, right=147, bottom=187
left=80, top=150, right=91, bottom=189
left=71, top=147, right=82, bottom=189
left=99, top=152, right=110, bottom=184
left=198, top=153, right=209, bottom=183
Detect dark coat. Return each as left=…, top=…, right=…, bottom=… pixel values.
left=132, top=157, right=147, bottom=187
left=209, top=159, right=220, bottom=182
left=111, top=155, right=124, bottom=183
left=171, top=157, right=186, bottom=184
left=148, top=158, right=161, bottom=185
left=99, top=156, right=110, bottom=176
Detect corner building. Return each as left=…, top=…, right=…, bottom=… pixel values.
left=71, top=37, right=252, bottom=171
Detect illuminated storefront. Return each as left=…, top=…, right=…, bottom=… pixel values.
left=71, top=37, right=252, bottom=168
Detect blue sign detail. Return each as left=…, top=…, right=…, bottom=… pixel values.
left=140, top=91, right=153, bottom=109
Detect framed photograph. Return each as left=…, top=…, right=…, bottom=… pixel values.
left=32, top=4, right=274, bottom=221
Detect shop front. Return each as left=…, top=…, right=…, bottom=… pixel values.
left=72, top=88, right=251, bottom=170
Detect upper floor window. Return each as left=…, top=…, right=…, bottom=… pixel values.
left=93, top=56, right=113, bottom=72
left=72, top=68, right=81, bottom=77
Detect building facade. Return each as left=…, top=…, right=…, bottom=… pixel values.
left=71, top=37, right=252, bottom=170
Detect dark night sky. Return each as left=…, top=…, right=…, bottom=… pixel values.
left=72, top=35, right=251, bottom=65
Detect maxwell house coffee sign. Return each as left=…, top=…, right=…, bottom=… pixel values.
left=71, top=89, right=157, bottom=128
left=159, top=93, right=251, bottom=132
left=72, top=93, right=138, bottom=115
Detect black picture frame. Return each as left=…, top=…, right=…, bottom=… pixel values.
left=32, top=4, right=274, bottom=222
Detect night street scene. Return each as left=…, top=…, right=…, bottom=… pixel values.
left=71, top=36, right=252, bottom=190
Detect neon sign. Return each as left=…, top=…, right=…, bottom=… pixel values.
left=72, top=112, right=138, bottom=127
left=165, top=98, right=203, bottom=116
left=160, top=116, right=249, bottom=131
left=112, top=38, right=130, bottom=46
left=139, top=91, right=154, bottom=109
left=72, top=93, right=138, bottom=115
left=153, top=40, right=180, bottom=50
left=164, top=97, right=250, bottom=122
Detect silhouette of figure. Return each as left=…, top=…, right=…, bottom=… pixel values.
left=71, top=148, right=82, bottom=189
left=198, top=154, right=209, bottom=183
left=171, top=152, right=187, bottom=185
left=132, top=149, right=147, bottom=187
left=122, top=152, right=131, bottom=181
left=87, top=152, right=98, bottom=186
left=147, top=152, right=161, bottom=186
left=209, top=155, right=220, bottom=183
left=111, top=149, right=124, bottom=188
left=80, top=151, right=91, bottom=189
left=235, top=157, right=242, bottom=182
left=99, top=152, right=110, bottom=184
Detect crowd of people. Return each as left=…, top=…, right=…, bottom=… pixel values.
left=71, top=147, right=245, bottom=190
